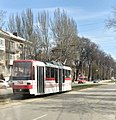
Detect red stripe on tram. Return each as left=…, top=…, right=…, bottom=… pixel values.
left=65, top=78, right=71, bottom=80
left=12, top=85, right=32, bottom=89
left=46, top=78, right=55, bottom=80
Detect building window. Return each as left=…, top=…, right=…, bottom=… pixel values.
left=0, top=39, right=3, bottom=45
left=0, top=38, right=5, bottom=51
left=10, top=41, right=15, bottom=49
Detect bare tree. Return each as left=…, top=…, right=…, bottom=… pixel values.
left=7, top=9, right=51, bottom=61
left=8, top=13, right=24, bottom=37
left=8, top=9, right=37, bottom=59
left=36, top=10, right=50, bottom=61
left=106, top=7, right=116, bottom=31
left=21, top=9, right=34, bottom=40
left=0, top=10, right=6, bottom=28
left=50, top=8, right=79, bottom=64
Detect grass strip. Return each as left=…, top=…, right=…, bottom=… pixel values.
left=72, top=84, right=103, bottom=91
left=107, top=80, right=116, bottom=83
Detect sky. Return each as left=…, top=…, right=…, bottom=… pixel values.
left=1, top=0, right=116, bottom=59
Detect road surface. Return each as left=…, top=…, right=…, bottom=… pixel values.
left=0, top=84, right=116, bottom=120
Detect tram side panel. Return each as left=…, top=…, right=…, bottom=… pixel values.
left=62, top=68, right=72, bottom=92
left=33, top=65, right=59, bottom=95
left=65, top=69, right=72, bottom=91
left=36, top=66, right=45, bottom=95
left=44, top=67, right=59, bottom=94
left=32, top=63, right=72, bottom=95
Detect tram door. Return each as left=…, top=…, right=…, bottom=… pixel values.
left=37, top=66, right=44, bottom=93
left=59, top=69, right=63, bottom=92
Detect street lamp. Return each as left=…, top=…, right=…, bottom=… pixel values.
left=95, top=69, right=98, bottom=79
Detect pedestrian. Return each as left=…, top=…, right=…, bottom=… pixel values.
left=0, top=73, right=5, bottom=80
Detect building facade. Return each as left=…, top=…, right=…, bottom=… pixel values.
left=0, top=29, right=30, bottom=80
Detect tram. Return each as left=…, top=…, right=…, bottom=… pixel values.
left=11, top=60, right=72, bottom=95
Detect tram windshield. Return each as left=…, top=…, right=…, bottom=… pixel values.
left=12, top=61, right=32, bottom=80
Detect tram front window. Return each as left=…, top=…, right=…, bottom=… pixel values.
left=12, top=61, right=32, bottom=80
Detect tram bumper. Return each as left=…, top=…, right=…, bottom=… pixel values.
left=12, top=85, right=32, bottom=95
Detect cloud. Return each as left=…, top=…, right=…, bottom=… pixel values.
left=61, top=7, right=110, bottom=21
left=5, top=6, right=110, bottom=22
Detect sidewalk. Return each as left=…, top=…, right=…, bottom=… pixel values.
left=72, top=79, right=113, bottom=86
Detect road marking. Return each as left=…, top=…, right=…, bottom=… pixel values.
left=32, top=114, right=47, bottom=120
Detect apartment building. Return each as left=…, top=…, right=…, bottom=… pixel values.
left=0, top=29, right=30, bottom=80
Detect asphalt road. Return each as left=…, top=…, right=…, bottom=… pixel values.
left=0, top=84, right=116, bottom=120
left=0, top=80, right=112, bottom=96
left=0, top=87, right=13, bottom=95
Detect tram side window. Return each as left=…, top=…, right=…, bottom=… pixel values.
left=46, top=67, right=51, bottom=78
left=51, top=68, right=55, bottom=77
left=46, top=67, right=55, bottom=78
left=33, top=66, right=35, bottom=80
left=66, top=70, right=71, bottom=78
left=63, top=69, right=66, bottom=83
left=55, top=68, right=58, bottom=83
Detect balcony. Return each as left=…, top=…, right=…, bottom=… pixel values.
left=6, top=59, right=14, bottom=65
left=0, top=60, right=5, bottom=65
left=6, top=47, right=16, bottom=54
left=15, top=48, right=20, bottom=53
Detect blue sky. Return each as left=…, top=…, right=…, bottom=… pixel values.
left=1, top=0, right=116, bottom=59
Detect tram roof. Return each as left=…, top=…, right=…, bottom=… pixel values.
left=45, top=61, right=71, bottom=70
left=45, top=60, right=64, bottom=67
left=63, top=65, right=72, bottom=70
left=44, top=62, right=58, bottom=68
left=13, top=60, right=71, bottom=70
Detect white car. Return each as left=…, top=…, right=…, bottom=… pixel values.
left=0, top=80, right=9, bottom=89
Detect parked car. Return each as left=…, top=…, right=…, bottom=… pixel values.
left=78, top=77, right=87, bottom=84
left=78, top=79, right=87, bottom=84
left=0, top=79, right=9, bottom=89
left=7, top=80, right=13, bottom=87
left=93, top=79, right=100, bottom=83
left=77, top=76, right=87, bottom=84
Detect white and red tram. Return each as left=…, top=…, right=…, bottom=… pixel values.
left=11, top=60, right=72, bottom=95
